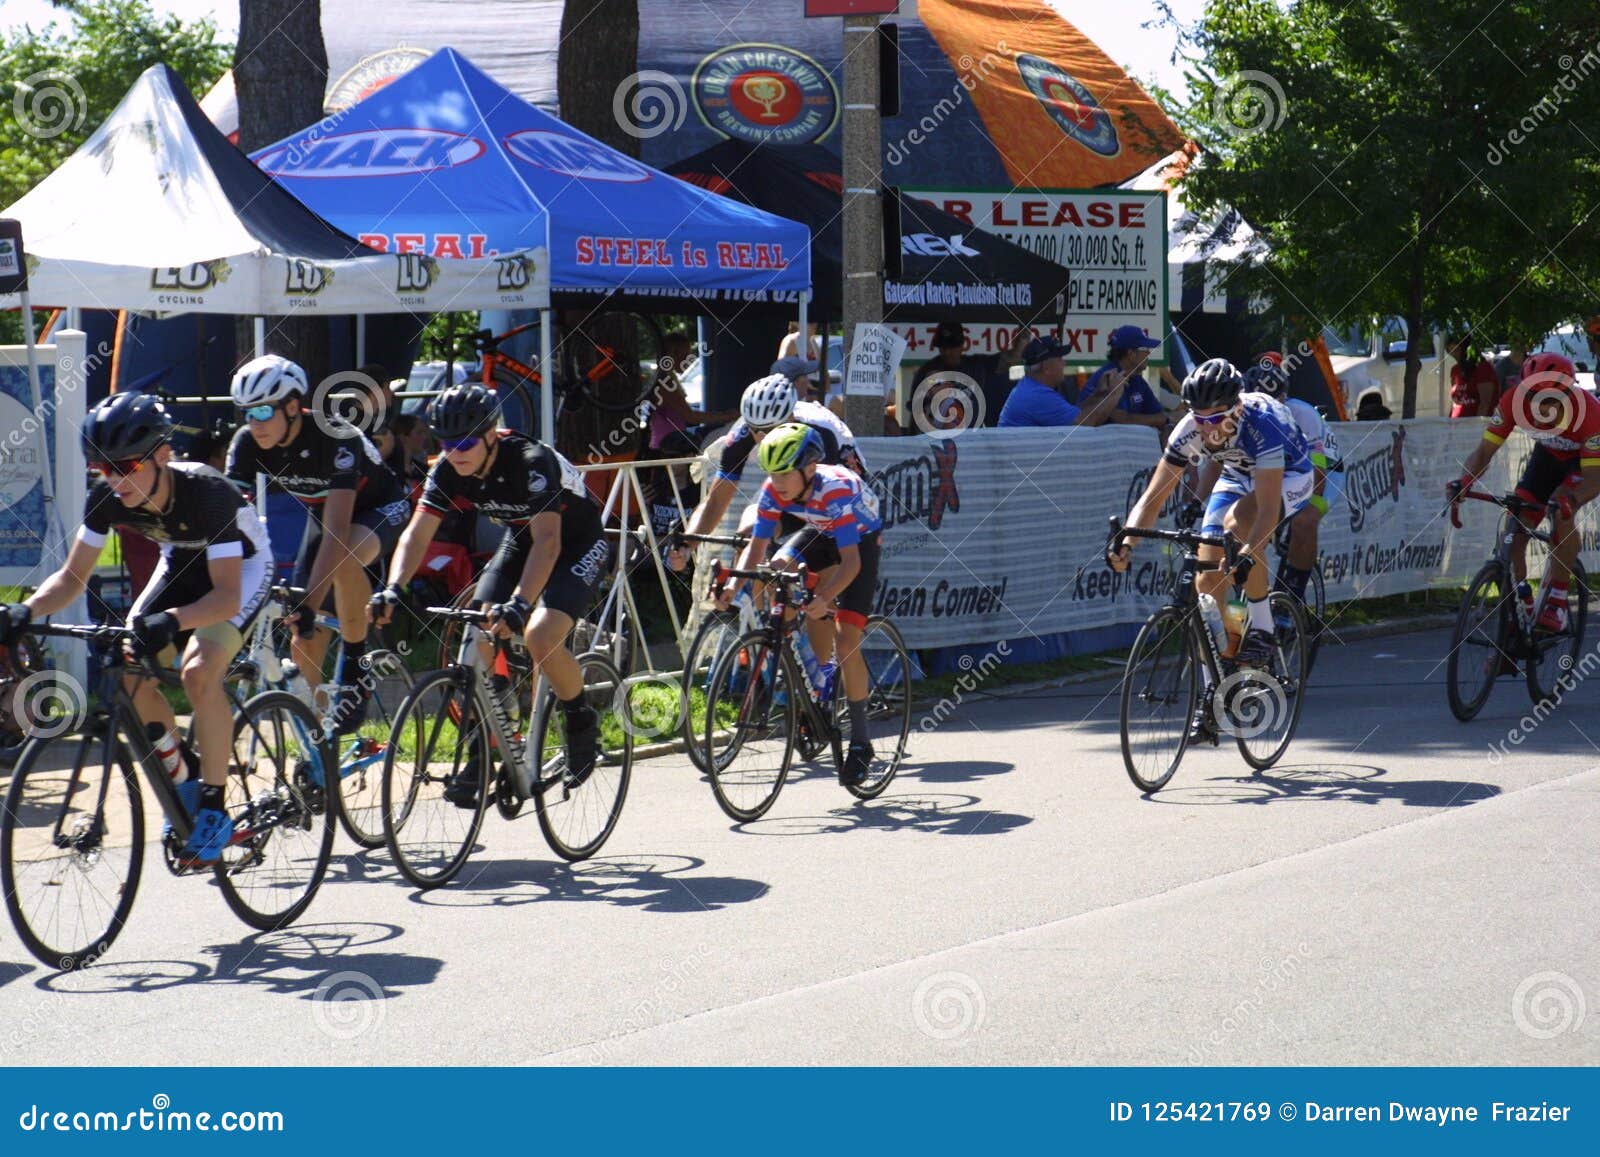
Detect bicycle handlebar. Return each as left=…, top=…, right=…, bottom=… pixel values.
left=26, top=622, right=136, bottom=645
left=1449, top=488, right=1561, bottom=531
left=1107, top=515, right=1240, bottom=566
left=671, top=530, right=749, bottom=550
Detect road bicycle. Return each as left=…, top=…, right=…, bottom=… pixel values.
left=470, top=313, right=666, bottom=427
left=669, top=529, right=758, bottom=773
left=1, top=623, right=335, bottom=969
left=699, top=562, right=912, bottom=822
left=1109, top=517, right=1309, bottom=794
left=1271, top=511, right=1327, bottom=671
left=227, top=585, right=413, bottom=849
left=1445, top=489, right=1590, bottom=719
left=380, top=606, right=632, bottom=888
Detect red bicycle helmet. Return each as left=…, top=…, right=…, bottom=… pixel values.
left=1521, top=351, right=1577, bottom=384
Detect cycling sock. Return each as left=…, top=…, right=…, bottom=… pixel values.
left=1277, top=564, right=1312, bottom=602
left=335, top=639, right=367, bottom=685
left=848, top=698, right=870, bottom=738
left=199, top=783, right=224, bottom=812
left=1550, top=580, right=1569, bottom=603
left=1247, top=596, right=1274, bottom=632
left=561, top=694, right=594, bottom=724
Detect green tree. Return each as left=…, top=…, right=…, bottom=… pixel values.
left=1166, top=0, right=1600, bottom=415
left=0, top=0, right=231, bottom=342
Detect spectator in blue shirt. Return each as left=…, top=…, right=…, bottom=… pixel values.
left=1078, top=325, right=1175, bottom=440
left=998, top=335, right=1123, bottom=428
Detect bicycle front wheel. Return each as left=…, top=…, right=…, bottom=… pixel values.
left=1526, top=561, right=1589, bottom=708
left=382, top=669, right=492, bottom=889
left=841, top=617, right=913, bottom=800
left=336, top=646, right=415, bottom=849
left=1120, top=608, right=1197, bottom=793
left=1, top=729, right=145, bottom=970
left=1447, top=562, right=1512, bottom=721
left=215, top=691, right=336, bottom=931
left=703, top=631, right=795, bottom=821
left=531, top=654, right=632, bottom=861
left=1234, top=594, right=1308, bottom=771
left=680, top=610, right=745, bottom=773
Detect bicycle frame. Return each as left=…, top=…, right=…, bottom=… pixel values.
left=1110, top=519, right=1242, bottom=691
left=430, top=610, right=548, bottom=802
left=1458, top=490, right=1568, bottom=628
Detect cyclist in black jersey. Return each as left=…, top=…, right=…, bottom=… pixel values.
left=226, top=354, right=409, bottom=734
left=667, top=373, right=868, bottom=572
left=370, top=384, right=610, bottom=791
left=0, top=392, right=272, bottom=868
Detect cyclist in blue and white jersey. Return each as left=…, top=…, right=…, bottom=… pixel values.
left=1109, top=358, right=1314, bottom=669
left=1242, top=359, right=1345, bottom=609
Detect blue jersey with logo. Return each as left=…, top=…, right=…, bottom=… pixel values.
left=753, top=463, right=884, bottom=548
left=1163, top=393, right=1313, bottom=480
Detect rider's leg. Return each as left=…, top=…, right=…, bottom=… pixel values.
left=179, top=632, right=238, bottom=788
left=328, top=522, right=381, bottom=684
left=834, top=533, right=882, bottom=776
left=525, top=608, right=581, bottom=700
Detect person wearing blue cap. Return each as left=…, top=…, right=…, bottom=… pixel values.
left=1078, top=325, right=1174, bottom=439
left=997, top=334, right=1123, bottom=428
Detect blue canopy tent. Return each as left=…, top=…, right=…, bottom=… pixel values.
left=253, top=47, right=813, bottom=438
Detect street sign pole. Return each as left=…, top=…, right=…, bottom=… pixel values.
left=841, top=11, right=885, bottom=437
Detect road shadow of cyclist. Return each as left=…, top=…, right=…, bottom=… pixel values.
left=30, top=923, right=442, bottom=1003
left=896, top=758, right=1013, bottom=784
left=735, top=790, right=1032, bottom=838
left=1144, top=762, right=1502, bottom=808
left=403, top=852, right=771, bottom=913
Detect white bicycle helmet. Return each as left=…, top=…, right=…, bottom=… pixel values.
left=740, top=373, right=798, bottom=429
left=230, top=354, right=309, bottom=408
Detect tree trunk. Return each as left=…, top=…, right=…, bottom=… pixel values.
left=1402, top=241, right=1428, bottom=419
left=558, top=0, right=641, bottom=158
left=233, top=0, right=330, bottom=382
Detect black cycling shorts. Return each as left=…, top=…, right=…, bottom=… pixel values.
left=293, top=498, right=410, bottom=589
left=476, top=527, right=611, bottom=621
left=1514, top=445, right=1582, bottom=518
left=773, top=529, right=880, bottom=629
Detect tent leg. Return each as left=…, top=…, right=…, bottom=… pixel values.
left=356, top=314, right=367, bottom=365
left=539, top=308, right=554, bottom=443
left=253, top=317, right=266, bottom=358
left=798, top=292, right=808, bottom=357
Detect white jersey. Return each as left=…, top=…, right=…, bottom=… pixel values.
left=1285, top=397, right=1342, bottom=467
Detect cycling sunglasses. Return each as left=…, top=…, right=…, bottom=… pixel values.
left=1192, top=407, right=1236, bottom=426
left=90, top=454, right=151, bottom=479
left=240, top=403, right=278, bottom=423
left=439, top=435, right=483, bottom=453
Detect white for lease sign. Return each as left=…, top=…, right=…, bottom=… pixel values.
left=845, top=322, right=908, bottom=397
left=899, top=188, right=1167, bottom=366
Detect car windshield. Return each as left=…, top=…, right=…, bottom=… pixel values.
left=1321, top=324, right=1369, bottom=357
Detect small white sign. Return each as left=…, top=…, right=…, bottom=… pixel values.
left=845, top=322, right=908, bottom=398
left=0, top=239, right=19, bottom=280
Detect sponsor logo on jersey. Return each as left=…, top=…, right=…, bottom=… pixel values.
left=255, top=129, right=486, bottom=178
left=502, top=130, right=651, bottom=183
left=1346, top=426, right=1407, bottom=534
left=869, top=438, right=959, bottom=532
left=570, top=537, right=611, bottom=587
left=1015, top=53, right=1120, bottom=157
left=692, top=44, right=839, bottom=147
left=530, top=473, right=548, bottom=492
left=333, top=446, right=357, bottom=471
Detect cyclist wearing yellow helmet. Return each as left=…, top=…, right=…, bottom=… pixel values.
left=715, top=422, right=885, bottom=784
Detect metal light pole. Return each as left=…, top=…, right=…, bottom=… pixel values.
left=841, top=12, right=884, bottom=437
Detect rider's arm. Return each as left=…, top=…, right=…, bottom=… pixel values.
left=23, top=537, right=101, bottom=617
left=301, top=486, right=356, bottom=614
left=814, top=542, right=860, bottom=607
left=386, top=508, right=443, bottom=589
left=172, top=554, right=243, bottom=631
left=1128, top=458, right=1188, bottom=530
left=685, top=477, right=738, bottom=537
left=1245, top=466, right=1286, bottom=556
left=513, top=512, right=561, bottom=605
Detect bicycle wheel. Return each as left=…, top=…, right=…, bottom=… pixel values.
left=1, top=728, right=144, bottom=970
left=334, top=646, right=415, bottom=849
left=680, top=610, right=745, bottom=773
left=1120, top=608, right=1197, bottom=793
left=215, top=691, right=336, bottom=931
left=1447, top=562, right=1513, bottom=721
left=1526, top=561, right=1590, bottom=707
left=382, top=669, right=492, bottom=888
left=703, top=631, right=796, bottom=821
left=570, top=312, right=664, bottom=412
left=840, top=617, right=913, bottom=800
left=1234, top=594, right=1308, bottom=771
left=530, top=654, right=632, bottom=860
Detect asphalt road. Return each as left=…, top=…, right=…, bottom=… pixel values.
left=2, top=624, right=1596, bottom=1066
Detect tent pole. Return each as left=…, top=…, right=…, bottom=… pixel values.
left=695, top=315, right=708, bottom=405
left=356, top=314, right=367, bottom=365
left=18, top=290, right=58, bottom=518
left=539, top=308, right=554, bottom=443
left=798, top=291, right=809, bottom=360
left=253, top=317, right=266, bottom=358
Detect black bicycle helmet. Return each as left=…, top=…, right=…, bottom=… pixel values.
left=1242, top=361, right=1290, bottom=399
left=426, top=384, right=501, bottom=440
left=81, top=391, right=174, bottom=463
left=1181, top=358, right=1244, bottom=410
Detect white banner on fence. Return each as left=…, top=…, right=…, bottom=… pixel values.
left=717, top=417, right=1577, bottom=650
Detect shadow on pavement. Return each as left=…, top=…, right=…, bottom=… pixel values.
left=900, top=758, right=1014, bottom=784
left=736, top=790, right=1032, bottom=838
left=30, top=923, right=442, bottom=1001
left=1146, top=762, right=1503, bottom=808
left=406, top=852, right=770, bottom=912
left=0, top=960, right=33, bottom=988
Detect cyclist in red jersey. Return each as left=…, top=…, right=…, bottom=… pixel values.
left=1446, top=353, right=1600, bottom=632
